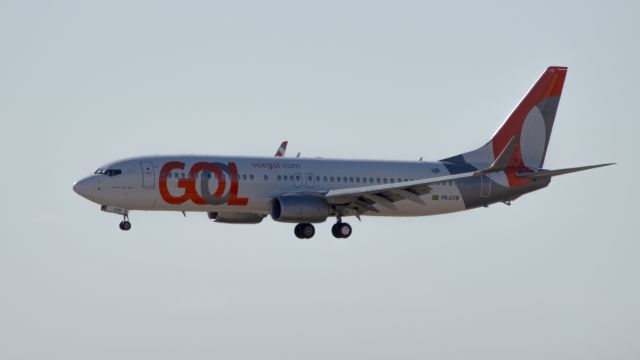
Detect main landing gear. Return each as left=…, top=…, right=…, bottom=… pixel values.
left=119, top=214, right=132, bottom=231
left=293, top=220, right=352, bottom=239
left=331, top=221, right=352, bottom=239
left=294, top=223, right=315, bottom=239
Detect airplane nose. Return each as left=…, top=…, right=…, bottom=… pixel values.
left=73, top=177, right=94, bottom=199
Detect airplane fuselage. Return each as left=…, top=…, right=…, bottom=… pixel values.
left=74, top=155, right=549, bottom=217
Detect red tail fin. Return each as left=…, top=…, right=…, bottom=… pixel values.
left=442, top=66, right=567, bottom=170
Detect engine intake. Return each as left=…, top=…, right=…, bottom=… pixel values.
left=270, top=195, right=330, bottom=223
left=208, top=212, right=265, bottom=224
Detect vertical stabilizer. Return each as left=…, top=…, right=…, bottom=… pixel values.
left=442, top=66, right=567, bottom=169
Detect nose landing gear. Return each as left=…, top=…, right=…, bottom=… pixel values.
left=101, top=205, right=132, bottom=231
left=119, top=214, right=132, bottom=231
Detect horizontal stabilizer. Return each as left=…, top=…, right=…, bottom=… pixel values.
left=518, top=163, right=615, bottom=179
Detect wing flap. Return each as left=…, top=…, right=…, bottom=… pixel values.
left=325, top=171, right=478, bottom=210
left=361, top=193, right=397, bottom=210
left=391, top=188, right=425, bottom=205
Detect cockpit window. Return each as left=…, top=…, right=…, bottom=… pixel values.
left=94, top=168, right=122, bottom=176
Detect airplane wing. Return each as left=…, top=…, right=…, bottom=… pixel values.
left=275, top=141, right=288, bottom=157
left=324, top=171, right=478, bottom=213
left=323, top=136, right=521, bottom=213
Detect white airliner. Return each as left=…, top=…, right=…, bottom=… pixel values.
left=73, top=67, right=612, bottom=238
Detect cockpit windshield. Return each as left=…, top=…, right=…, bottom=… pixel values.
left=94, top=168, right=122, bottom=177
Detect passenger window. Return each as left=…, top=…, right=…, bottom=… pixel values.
left=296, top=175, right=301, bottom=181
left=390, top=179, right=395, bottom=183
left=250, top=175, right=254, bottom=180
left=362, top=178, right=366, bottom=183
left=337, top=177, right=341, bottom=183
left=383, top=178, right=388, bottom=184
left=330, top=177, right=335, bottom=182
left=264, top=175, right=268, bottom=181
left=277, top=175, right=282, bottom=181
left=308, top=176, right=312, bottom=181
left=369, top=177, right=374, bottom=183
left=283, top=175, right=288, bottom=181
left=356, top=177, right=360, bottom=183
left=324, top=176, right=328, bottom=182
left=316, top=176, right=320, bottom=182
left=343, top=177, right=347, bottom=182
left=242, top=174, right=247, bottom=180
left=377, top=178, right=381, bottom=184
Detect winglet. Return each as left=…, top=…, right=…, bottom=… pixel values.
left=475, top=136, right=519, bottom=175
left=275, top=141, right=288, bottom=157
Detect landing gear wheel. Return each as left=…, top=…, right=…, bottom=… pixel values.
left=332, top=222, right=352, bottom=238
left=119, top=221, right=131, bottom=231
left=294, top=223, right=315, bottom=239
left=119, top=213, right=131, bottom=231
left=331, top=223, right=340, bottom=238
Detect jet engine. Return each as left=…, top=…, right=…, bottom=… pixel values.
left=270, top=195, right=330, bottom=223
left=207, top=212, right=265, bottom=224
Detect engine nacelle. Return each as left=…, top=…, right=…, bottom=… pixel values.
left=270, top=195, right=330, bottom=223
left=207, top=212, right=265, bottom=224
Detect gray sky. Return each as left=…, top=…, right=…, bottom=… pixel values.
left=1, top=1, right=638, bottom=359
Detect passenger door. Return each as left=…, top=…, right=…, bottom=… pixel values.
left=140, top=161, right=155, bottom=189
